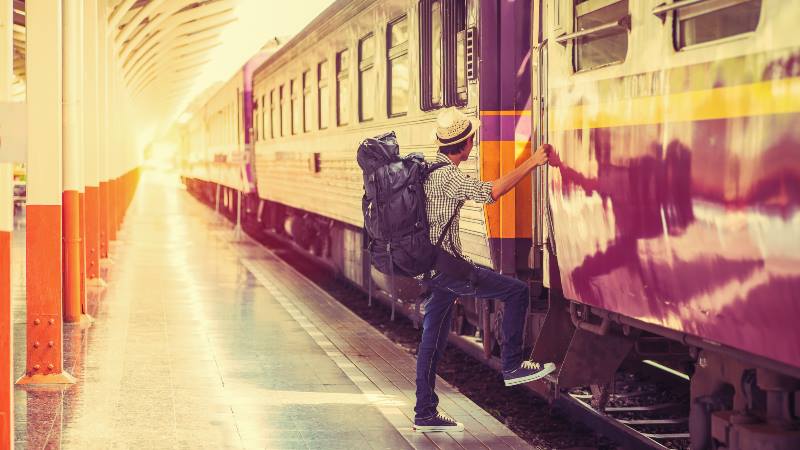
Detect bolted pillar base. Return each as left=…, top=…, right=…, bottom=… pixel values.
left=15, top=371, right=76, bottom=386
left=99, top=257, right=114, bottom=268
left=77, top=313, right=94, bottom=329
left=86, top=277, right=107, bottom=288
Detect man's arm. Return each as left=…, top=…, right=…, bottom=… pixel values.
left=490, top=144, right=551, bottom=200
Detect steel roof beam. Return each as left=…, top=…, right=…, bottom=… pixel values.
left=126, top=32, right=223, bottom=89
left=122, top=3, right=234, bottom=80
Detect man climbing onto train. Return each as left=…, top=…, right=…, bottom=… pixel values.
left=414, top=108, right=556, bottom=433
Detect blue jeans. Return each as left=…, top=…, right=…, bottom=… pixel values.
left=414, top=267, right=530, bottom=420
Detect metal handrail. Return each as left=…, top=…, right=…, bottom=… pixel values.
left=652, top=0, right=754, bottom=20
left=555, top=15, right=630, bottom=46
left=652, top=0, right=709, bottom=19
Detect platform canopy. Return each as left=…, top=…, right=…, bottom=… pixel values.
left=13, top=0, right=332, bottom=150
left=109, top=0, right=333, bottom=141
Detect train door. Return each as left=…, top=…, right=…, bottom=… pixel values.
left=530, top=0, right=549, bottom=282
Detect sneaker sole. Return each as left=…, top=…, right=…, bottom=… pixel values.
left=503, top=365, right=556, bottom=387
left=414, top=425, right=465, bottom=433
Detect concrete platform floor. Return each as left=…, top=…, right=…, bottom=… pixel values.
left=12, top=171, right=535, bottom=449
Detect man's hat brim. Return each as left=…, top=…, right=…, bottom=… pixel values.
left=435, top=117, right=481, bottom=147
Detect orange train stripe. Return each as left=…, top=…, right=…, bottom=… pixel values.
left=25, top=205, right=64, bottom=375
left=480, top=141, right=534, bottom=240
left=549, top=76, right=800, bottom=131
left=62, top=191, right=82, bottom=323
left=85, top=186, right=100, bottom=279
left=0, top=230, right=11, bottom=446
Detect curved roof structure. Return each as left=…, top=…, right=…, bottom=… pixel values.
left=13, top=0, right=330, bottom=150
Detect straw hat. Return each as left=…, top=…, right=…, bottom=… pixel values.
left=434, top=107, right=481, bottom=147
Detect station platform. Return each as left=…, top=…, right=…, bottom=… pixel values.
left=13, top=171, right=534, bottom=449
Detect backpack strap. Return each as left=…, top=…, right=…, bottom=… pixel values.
left=427, top=162, right=449, bottom=177
left=435, top=201, right=465, bottom=249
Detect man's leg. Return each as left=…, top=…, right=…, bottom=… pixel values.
left=414, top=282, right=458, bottom=420
left=451, top=268, right=556, bottom=385
left=470, top=268, right=529, bottom=372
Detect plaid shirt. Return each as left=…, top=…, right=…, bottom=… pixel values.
left=425, top=153, right=495, bottom=260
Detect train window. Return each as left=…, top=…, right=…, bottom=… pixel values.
left=675, top=0, right=761, bottom=48
left=253, top=97, right=260, bottom=142
left=281, top=84, right=290, bottom=137
left=260, top=94, right=266, bottom=140
left=452, top=0, right=468, bottom=104
left=270, top=89, right=278, bottom=139
left=420, top=0, right=443, bottom=109
left=303, top=70, right=312, bottom=132
left=291, top=79, right=301, bottom=135
left=419, top=0, right=467, bottom=110
left=359, top=34, right=376, bottom=122
left=388, top=16, right=409, bottom=117
left=573, top=0, right=629, bottom=72
left=336, top=49, right=350, bottom=126
left=318, top=60, right=330, bottom=130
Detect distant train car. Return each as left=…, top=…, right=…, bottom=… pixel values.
left=179, top=49, right=273, bottom=214
left=181, top=0, right=800, bottom=448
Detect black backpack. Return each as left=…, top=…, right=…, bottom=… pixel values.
left=357, top=131, right=445, bottom=277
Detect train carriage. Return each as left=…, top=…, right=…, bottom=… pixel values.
left=536, top=0, right=800, bottom=447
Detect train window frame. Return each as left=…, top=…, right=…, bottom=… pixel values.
left=358, top=33, right=376, bottom=122
left=291, top=78, right=301, bottom=135
left=302, top=69, right=313, bottom=133
left=253, top=96, right=260, bottom=142
left=671, top=0, right=762, bottom=50
left=280, top=84, right=290, bottom=137
left=318, top=60, right=330, bottom=130
left=564, top=0, right=631, bottom=73
left=419, top=0, right=444, bottom=110
left=270, top=89, right=278, bottom=139
left=419, top=0, right=468, bottom=110
left=387, top=15, right=410, bottom=118
left=336, top=49, right=350, bottom=126
left=260, top=94, right=266, bottom=140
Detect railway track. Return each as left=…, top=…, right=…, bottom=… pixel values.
left=203, top=192, right=692, bottom=449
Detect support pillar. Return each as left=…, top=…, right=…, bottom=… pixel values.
left=17, top=0, right=75, bottom=386
left=0, top=1, right=12, bottom=444
left=84, top=0, right=103, bottom=287
left=62, top=0, right=88, bottom=325
left=98, top=3, right=109, bottom=260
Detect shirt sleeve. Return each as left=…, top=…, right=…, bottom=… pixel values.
left=437, top=167, right=496, bottom=204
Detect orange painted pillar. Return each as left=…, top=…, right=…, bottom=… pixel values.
left=99, top=180, right=109, bottom=257
left=61, top=0, right=88, bottom=325
left=0, top=164, right=12, bottom=449
left=108, top=177, right=117, bottom=241
left=17, top=1, right=75, bottom=386
left=79, top=192, right=87, bottom=302
left=83, top=0, right=102, bottom=285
